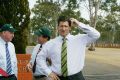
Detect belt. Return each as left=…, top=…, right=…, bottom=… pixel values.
left=59, top=71, right=82, bottom=78
left=58, top=71, right=85, bottom=80
left=34, top=75, right=46, bottom=78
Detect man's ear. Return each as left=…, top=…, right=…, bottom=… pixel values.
left=69, top=27, right=71, bottom=32
left=2, top=31, right=5, bottom=35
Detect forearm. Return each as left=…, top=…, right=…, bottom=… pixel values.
left=14, top=62, right=18, bottom=77
left=36, top=51, right=52, bottom=76
left=37, top=57, right=52, bottom=76
left=14, top=54, right=18, bottom=77
left=78, top=22, right=100, bottom=39
left=70, top=18, right=100, bottom=39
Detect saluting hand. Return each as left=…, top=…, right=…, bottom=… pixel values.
left=70, top=18, right=80, bottom=26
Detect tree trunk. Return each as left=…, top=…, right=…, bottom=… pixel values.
left=88, top=0, right=100, bottom=51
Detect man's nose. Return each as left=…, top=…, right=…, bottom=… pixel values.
left=62, top=27, right=66, bottom=30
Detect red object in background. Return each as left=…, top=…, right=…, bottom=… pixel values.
left=0, top=68, right=8, bottom=77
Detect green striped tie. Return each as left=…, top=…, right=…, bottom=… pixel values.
left=61, top=38, right=68, bottom=77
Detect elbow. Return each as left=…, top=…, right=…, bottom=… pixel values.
left=94, top=32, right=100, bottom=40
left=94, top=31, right=100, bottom=39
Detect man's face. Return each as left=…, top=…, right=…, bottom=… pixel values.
left=37, top=36, right=47, bottom=44
left=2, top=31, right=14, bottom=42
left=58, top=21, right=71, bottom=37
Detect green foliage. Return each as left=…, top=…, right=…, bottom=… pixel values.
left=96, top=0, right=120, bottom=43
left=0, top=0, right=30, bottom=53
left=0, top=15, right=6, bottom=28
left=30, top=1, right=60, bottom=37
left=100, top=0, right=120, bottom=12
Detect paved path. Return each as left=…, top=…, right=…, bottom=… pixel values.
left=83, top=48, right=120, bottom=80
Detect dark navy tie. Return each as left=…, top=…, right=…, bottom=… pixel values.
left=5, top=43, right=12, bottom=75
left=32, top=44, right=42, bottom=73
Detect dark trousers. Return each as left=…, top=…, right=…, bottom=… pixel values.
left=58, top=71, right=85, bottom=80
left=0, top=74, right=17, bottom=80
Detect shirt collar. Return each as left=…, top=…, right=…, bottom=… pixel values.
left=59, top=33, right=71, bottom=41
left=39, top=42, right=46, bottom=47
left=0, top=37, right=6, bottom=45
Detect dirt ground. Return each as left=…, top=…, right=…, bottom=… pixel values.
left=83, top=48, right=120, bottom=80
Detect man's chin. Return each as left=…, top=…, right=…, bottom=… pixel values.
left=61, top=34, right=67, bottom=37
left=9, top=39, right=13, bottom=42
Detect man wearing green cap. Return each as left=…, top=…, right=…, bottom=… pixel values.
left=0, top=24, right=17, bottom=80
left=27, top=27, right=51, bottom=80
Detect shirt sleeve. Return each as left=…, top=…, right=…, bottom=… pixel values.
left=12, top=44, right=18, bottom=77
left=14, top=55, right=18, bottom=77
left=36, top=43, right=52, bottom=76
left=30, top=45, right=39, bottom=65
left=78, top=22, right=100, bottom=44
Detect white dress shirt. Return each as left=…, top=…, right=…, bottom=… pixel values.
left=0, top=37, right=17, bottom=76
left=36, top=22, right=100, bottom=76
left=30, top=44, right=45, bottom=76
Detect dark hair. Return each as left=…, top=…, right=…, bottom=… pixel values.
left=57, top=16, right=71, bottom=27
left=42, top=35, right=50, bottom=41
